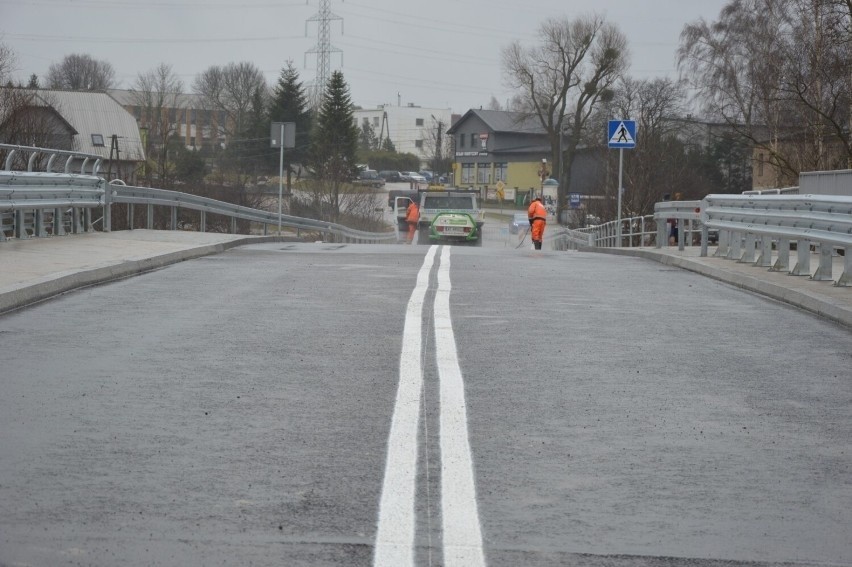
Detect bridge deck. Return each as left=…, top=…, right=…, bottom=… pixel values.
left=2, top=230, right=850, bottom=327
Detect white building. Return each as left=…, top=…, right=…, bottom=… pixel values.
left=353, top=103, right=452, bottom=166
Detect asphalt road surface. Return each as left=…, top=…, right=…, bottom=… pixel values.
left=1, top=242, right=850, bottom=566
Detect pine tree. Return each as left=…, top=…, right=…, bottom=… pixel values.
left=268, top=61, right=311, bottom=190
left=309, top=70, right=359, bottom=221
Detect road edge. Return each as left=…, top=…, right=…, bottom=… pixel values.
left=0, top=235, right=288, bottom=316
left=586, top=247, right=852, bottom=329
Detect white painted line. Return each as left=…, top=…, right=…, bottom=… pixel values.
left=373, top=245, right=438, bottom=567
left=434, top=246, right=486, bottom=567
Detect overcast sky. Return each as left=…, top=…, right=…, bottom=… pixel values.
left=1, top=0, right=730, bottom=114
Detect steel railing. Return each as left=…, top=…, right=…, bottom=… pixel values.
left=554, top=215, right=658, bottom=250
left=700, top=193, right=852, bottom=286
left=106, top=182, right=396, bottom=243
left=1, top=143, right=103, bottom=175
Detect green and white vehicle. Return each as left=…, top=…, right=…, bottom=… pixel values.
left=418, top=189, right=483, bottom=246
left=392, top=189, right=484, bottom=245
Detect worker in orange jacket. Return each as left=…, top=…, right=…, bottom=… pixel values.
left=527, top=194, right=547, bottom=250
left=405, top=199, right=420, bottom=244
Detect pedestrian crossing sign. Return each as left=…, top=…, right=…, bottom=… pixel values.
left=608, top=120, right=636, bottom=149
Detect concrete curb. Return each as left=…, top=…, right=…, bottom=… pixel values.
left=586, top=247, right=852, bottom=329
left=0, top=235, right=288, bottom=316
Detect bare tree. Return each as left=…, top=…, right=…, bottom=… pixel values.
left=46, top=53, right=116, bottom=91
left=130, top=63, right=185, bottom=185
left=192, top=61, right=268, bottom=139
left=678, top=0, right=851, bottom=184
left=421, top=115, right=453, bottom=176
left=502, top=14, right=628, bottom=222
left=0, top=89, right=70, bottom=169
left=0, top=40, right=17, bottom=85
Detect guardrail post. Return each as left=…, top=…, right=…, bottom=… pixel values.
left=147, top=204, right=153, bottom=229
left=103, top=183, right=112, bottom=232
left=700, top=226, right=709, bottom=257
left=127, top=203, right=134, bottom=229
left=170, top=207, right=178, bottom=230
left=35, top=209, right=46, bottom=237
left=54, top=208, right=65, bottom=236
left=200, top=211, right=206, bottom=232
left=755, top=236, right=772, bottom=267
left=14, top=210, right=28, bottom=239
left=678, top=220, right=686, bottom=251
left=772, top=238, right=790, bottom=272
left=230, top=216, right=237, bottom=234
left=812, top=243, right=834, bottom=281
left=727, top=231, right=742, bottom=260
left=740, top=233, right=756, bottom=263
left=790, top=240, right=811, bottom=276
left=837, top=247, right=851, bottom=287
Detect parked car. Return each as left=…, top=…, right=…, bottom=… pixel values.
left=509, top=212, right=529, bottom=234
left=353, top=169, right=385, bottom=188
left=378, top=170, right=402, bottom=182
left=398, top=172, right=413, bottom=182
left=405, top=172, right=427, bottom=183
left=418, top=171, right=433, bottom=182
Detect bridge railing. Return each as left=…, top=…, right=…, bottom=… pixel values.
left=700, top=193, right=852, bottom=286
left=554, top=215, right=658, bottom=250
left=1, top=145, right=397, bottom=243
left=1, top=143, right=103, bottom=176
left=0, top=171, right=104, bottom=240
left=653, top=200, right=703, bottom=251
left=106, top=182, right=396, bottom=243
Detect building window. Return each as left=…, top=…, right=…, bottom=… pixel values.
left=459, top=134, right=465, bottom=148
left=461, top=163, right=475, bottom=184
left=470, top=133, right=476, bottom=147
left=477, top=164, right=491, bottom=184
left=757, top=153, right=765, bottom=177
left=416, top=118, right=424, bottom=126
left=373, top=117, right=379, bottom=127
left=91, top=134, right=105, bottom=147
left=415, top=139, right=423, bottom=148
left=495, top=162, right=507, bottom=182
left=190, top=109, right=196, bottom=124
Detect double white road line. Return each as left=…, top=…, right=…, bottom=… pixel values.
left=373, top=245, right=486, bottom=567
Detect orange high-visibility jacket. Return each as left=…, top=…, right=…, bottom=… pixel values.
left=528, top=200, right=547, bottom=223
left=406, top=202, right=420, bottom=223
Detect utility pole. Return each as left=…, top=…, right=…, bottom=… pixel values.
left=434, top=119, right=443, bottom=176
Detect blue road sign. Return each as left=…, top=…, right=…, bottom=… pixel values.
left=608, top=120, right=636, bottom=149
left=569, top=193, right=582, bottom=209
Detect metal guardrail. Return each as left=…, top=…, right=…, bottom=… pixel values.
left=106, top=182, right=396, bottom=243
left=0, top=143, right=103, bottom=176
left=700, top=193, right=852, bottom=286
left=653, top=200, right=703, bottom=251
left=0, top=171, right=103, bottom=240
left=742, top=186, right=799, bottom=196
left=0, top=147, right=397, bottom=243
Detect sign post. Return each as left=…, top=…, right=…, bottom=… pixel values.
left=270, top=122, right=296, bottom=234
left=607, top=120, right=636, bottom=246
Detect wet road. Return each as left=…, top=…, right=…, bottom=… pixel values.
left=1, top=242, right=850, bottom=566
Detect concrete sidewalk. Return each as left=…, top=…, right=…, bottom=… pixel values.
left=0, top=230, right=290, bottom=315
left=591, top=245, right=852, bottom=329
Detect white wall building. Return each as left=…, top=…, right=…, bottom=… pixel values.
left=353, top=103, right=452, bottom=167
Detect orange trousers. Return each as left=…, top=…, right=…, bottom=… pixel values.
left=407, top=222, right=417, bottom=242
left=531, top=219, right=546, bottom=242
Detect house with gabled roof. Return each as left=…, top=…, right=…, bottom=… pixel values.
left=0, top=88, right=145, bottom=181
